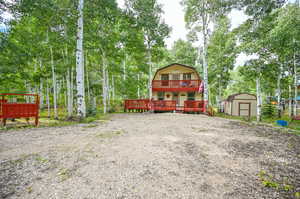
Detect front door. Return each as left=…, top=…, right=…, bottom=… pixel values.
left=239, top=103, right=251, bottom=117
left=172, top=93, right=179, bottom=106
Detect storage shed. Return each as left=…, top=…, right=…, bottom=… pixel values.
left=224, top=93, right=257, bottom=117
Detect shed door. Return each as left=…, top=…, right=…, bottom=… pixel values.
left=239, top=102, right=251, bottom=117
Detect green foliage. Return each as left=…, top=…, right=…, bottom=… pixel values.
left=262, top=103, right=277, bottom=118
left=207, top=16, right=237, bottom=103
left=170, top=39, right=198, bottom=66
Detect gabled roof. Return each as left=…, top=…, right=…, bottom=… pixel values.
left=153, top=63, right=201, bottom=80
left=226, top=93, right=257, bottom=102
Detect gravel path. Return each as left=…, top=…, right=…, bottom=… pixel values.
left=0, top=113, right=299, bottom=199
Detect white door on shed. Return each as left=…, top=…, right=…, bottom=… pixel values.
left=239, top=103, right=251, bottom=117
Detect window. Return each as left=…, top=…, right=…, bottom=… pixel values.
left=183, top=73, right=192, bottom=80
left=161, top=74, right=169, bottom=86
left=187, top=92, right=195, bottom=101
left=158, top=92, right=164, bottom=100
left=161, top=74, right=169, bottom=80
left=172, top=74, right=180, bottom=80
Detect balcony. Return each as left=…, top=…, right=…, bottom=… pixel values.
left=152, top=80, right=202, bottom=92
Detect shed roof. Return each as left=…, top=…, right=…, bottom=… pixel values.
left=226, top=93, right=257, bottom=102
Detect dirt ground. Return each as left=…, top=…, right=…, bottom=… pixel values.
left=0, top=113, right=299, bottom=199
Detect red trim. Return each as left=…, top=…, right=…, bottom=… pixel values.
left=152, top=80, right=202, bottom=92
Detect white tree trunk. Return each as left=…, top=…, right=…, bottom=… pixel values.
left=201, top=17, right=209, bottom=111
left=102, top=54, right=107, bottom=114
left=76, top=0, right=86, bottom=118
left=106, top=69, right=110, bottom=111
left=67, top=69, right=73, bottom=118
left=256, top=74, right=262, bottom=122
left=289, top=85, right=292, bottom=117
left=137, top=73, right=140, bottom=99
left=39, top=59, right=44, bottom=109
left=50, top=47, right=58, bottom=119
left=277, top=64, right=282, bottom=117
left=123, top=54, right=126, bottom=81
left=112, top=75, right=115, bottom=101
left=293, top=47, right=298, bottom=116
left=147, top=49, right=152, bottom=100
left=46, top=80, right=50, bottom=118
left=71, top=68, right=74, bottom=111
left=85, top=55, right=91, bottom=103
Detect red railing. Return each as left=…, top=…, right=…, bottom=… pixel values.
left=124, top=99, right=150, bottom=111
left=151, top=100, right=176, bottom=111
left=184, top=100, right=205, bottom=113
left=124, top=99, right=206, bottom=113
left=0, top=93, right=40, bottom=126
left=152, top=80, right=201, bottom=92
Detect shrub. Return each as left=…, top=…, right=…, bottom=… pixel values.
left=262, top=103, right=277, bottom=118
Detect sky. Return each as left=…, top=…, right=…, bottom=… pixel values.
left=117, top=0, right=297, bottom=66
left=117, top=0, right=249, bottom=66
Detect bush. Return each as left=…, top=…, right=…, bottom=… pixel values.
left=86, top=106, right=97, bottom=117
left=262, top=103, right=277, bottom=118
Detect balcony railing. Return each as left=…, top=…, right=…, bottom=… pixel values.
left=152, top=80, right=201, bottom=92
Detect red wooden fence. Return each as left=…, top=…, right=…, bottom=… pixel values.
left=151, top=100, right=177, bottom=111
left=0, top=93, right=40, bottom=126
left=124, top=99, right=150, bottom=111
left=184, top=100, right=205, bottom=113
left=124, top=99, right=206, bottom=113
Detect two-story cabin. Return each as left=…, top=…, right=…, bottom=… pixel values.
left=151, top=63, right=203, bottom=111
left=124, top=63, right=205, bottom=113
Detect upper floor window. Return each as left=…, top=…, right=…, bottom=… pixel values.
left=161, top=74, right=169, bottom=80
left=161, top=74, right=169, bottom=86
left=183, top=73, right=192, bottom=80
left=172, top=74, right=180, bottom=80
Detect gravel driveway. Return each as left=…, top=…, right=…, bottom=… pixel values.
left=0, top=113, right=299, bottom=199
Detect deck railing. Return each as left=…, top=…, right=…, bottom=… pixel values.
left=152, top=80, right=201, bottom=92
left=184, top=100, right=205, bottom=113
left=124, top=99, right=150, bottom=111
left=151, top=100, right=177, bottom=111
left=124, top=99, right=206, bottom=113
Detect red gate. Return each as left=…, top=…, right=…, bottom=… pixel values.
left=0, top=93, right=40, bottom=126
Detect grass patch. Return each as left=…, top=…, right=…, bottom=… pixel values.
left=216, top=113, right=300, bottom=135
left=58, top=168, right=72, bottom=181
left=34, top=155, right=49, bottom=164
left=95, top=130, right=124, bottom=139
left=258, top=170, right=296, bottom=197
left=0, top=109, right=111, bottom=131
left=82, top=124, right=98, bottom=128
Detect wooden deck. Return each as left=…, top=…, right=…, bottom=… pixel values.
left=124, top=99, right=206, bottom=113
